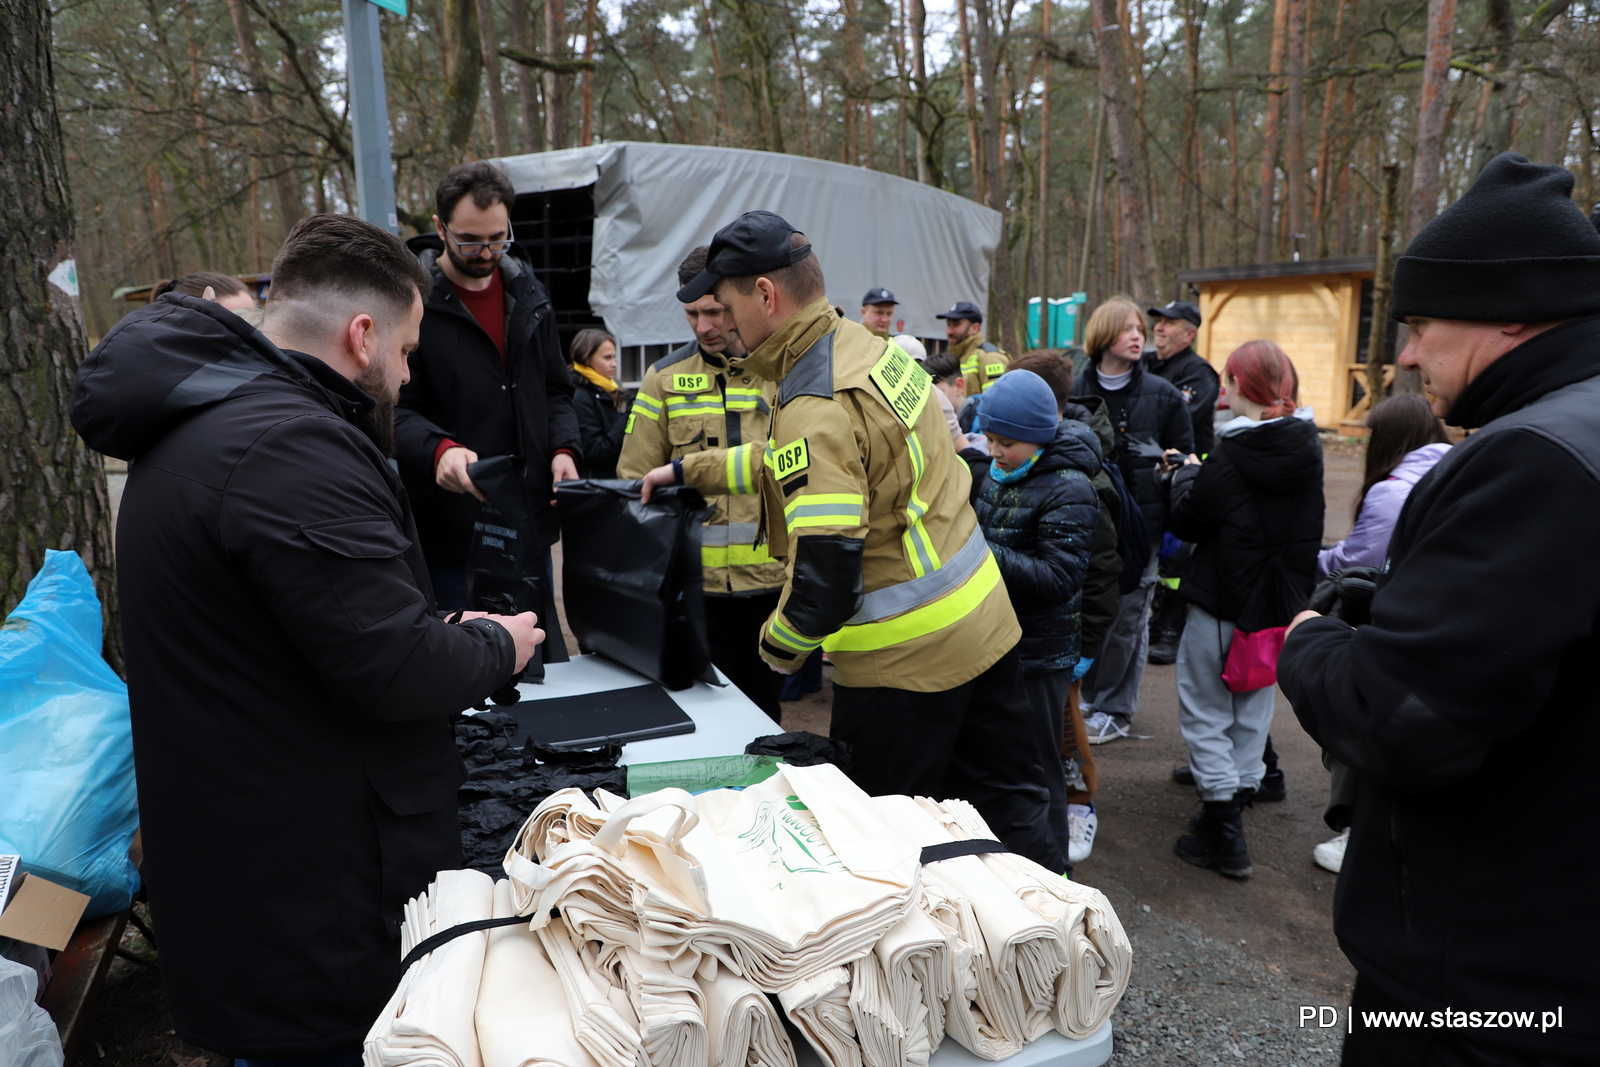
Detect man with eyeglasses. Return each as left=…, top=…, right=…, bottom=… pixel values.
left=397, top=161, right=580, bottom=619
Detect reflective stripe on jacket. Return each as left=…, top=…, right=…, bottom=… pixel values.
left=681, top=301, right=1020, bottom=692
left=951, top=333, right=1011, bottom=397
left=617, top=343, right=786, bottom=595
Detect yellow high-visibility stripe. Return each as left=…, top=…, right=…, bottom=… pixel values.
left=726, top=387, right=765, bottom=411
left=632, top=393, right=662, bottom=420
left=727, top=543, right=773, bottom=566
left=702, top=545, right=728, bottom=567
left=768, top=616, right=824, bottom=655
left=823, top=553, right=1001, bottom=653
left=725, top=443, right=757, bottom=494
left=665, top=395, right=724, bottom=417
left=783, top=493, right=865, bottom=532
left=901, top=431, right=941, bottom=576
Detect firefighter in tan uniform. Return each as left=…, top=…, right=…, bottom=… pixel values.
left=641, top=211, right=1063, bottom=871
left=618, top=246, right=787, bottom=720
left=939, top=300, right=1010, bottom=396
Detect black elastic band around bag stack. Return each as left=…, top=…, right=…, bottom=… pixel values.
left=400, top=915, right=526, bottom=971
left=919, top=839, right=1009, bottom=865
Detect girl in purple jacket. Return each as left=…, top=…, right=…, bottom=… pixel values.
left=1318, top=395, right=1451, bottom=578
left=1313, top=393, right=1450, bottom=872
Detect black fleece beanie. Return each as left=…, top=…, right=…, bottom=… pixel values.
left=1391, top=152, right=1600, bottom=323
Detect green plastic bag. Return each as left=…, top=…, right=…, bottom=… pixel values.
left=626, top=754, right=783, bottom=796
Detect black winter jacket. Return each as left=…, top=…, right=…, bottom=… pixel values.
left=1080, top=358, right=1193, bottom=539
left=1144, top=346, right=1220, bottom=455
left=1279, top=315, right=1600, bottom=1058
left=569, top=369, right=628, bottom=479
left=966, top=421, right=1101, bottom=676
left=1166, top=415, right=1323, bottom=622
left=395, top=239, right=580, bottom=565
left=70, top=296, right=513, bottom=1057
left=1062, top=398, right=1122, bottom=659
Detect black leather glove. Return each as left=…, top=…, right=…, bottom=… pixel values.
left=1306, top=566, right=1381, bottom=626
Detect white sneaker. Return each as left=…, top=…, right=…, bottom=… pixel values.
left=1067, top=804, right=1098, bottom=863
left=1083, top=711, right=1129, bottom=745
left=1314, top=829, right=1349, bottom=873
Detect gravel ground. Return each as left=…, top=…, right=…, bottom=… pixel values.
left=1103, top=905, right=1344, bottom=1065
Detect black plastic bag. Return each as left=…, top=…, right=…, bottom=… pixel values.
left=556, top=478, right=717, bottom=691
left=745, top=731, right=853, bottom=773
left=454, top=712, right=626, bottom=875
left=465, top=455, right=569, bottom=676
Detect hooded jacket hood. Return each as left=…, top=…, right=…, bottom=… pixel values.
left=1214, top=415, right=1321, bottom=494
left=1033, top=417, right=1103, bottom=480
left=72, top=294, right=370, bottom=462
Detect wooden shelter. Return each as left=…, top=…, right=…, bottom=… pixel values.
left=1176, top=255, right=1397, bottom=432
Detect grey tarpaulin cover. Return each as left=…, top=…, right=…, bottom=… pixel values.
left=491, top=143, right=1003, bottom=346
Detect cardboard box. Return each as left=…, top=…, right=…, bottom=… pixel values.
left=0, top=873, right=90, bottom=951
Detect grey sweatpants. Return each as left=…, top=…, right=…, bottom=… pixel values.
left=1175, top=602, right=1276, bottom=801
left=1081, top=549, right=1159, bottom=723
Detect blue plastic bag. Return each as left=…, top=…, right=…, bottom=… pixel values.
left=0, top=550, right=140, bottom=918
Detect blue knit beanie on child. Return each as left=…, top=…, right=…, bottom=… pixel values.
left=979, top=370, right=1058, bottom=444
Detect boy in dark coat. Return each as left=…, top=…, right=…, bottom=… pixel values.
left=964, top=369, right=1100, bottom=873
left=70, top=215, right=541, bottom=1061
left=1280, top=154, right=1600, bottom=1062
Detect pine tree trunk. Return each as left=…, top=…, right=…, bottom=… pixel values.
left=1407, top=0, right=1458, bottom=239
left=1090, top=0, right=1159, bottom=298
left=1283, top=0, right=1308, bottom=248
left=443, top=0, right=484, bottom=152
left=958, top=0, right=984, bottom=202
left=477, top=0, right=509, bottom=155
left=1254, top=0, right=1289, bottom=261
left=508, top=0, right=544, bottom=151
left=224, top=0, right=301, bottom=241
left=0, top=0, right=123, bottom=670
left=544, top=0, right=569, bottom=149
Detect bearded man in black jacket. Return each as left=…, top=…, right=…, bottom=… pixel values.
left=71, top=215, right=542, bottom=1062
left=1280, top=154, right=1600, bottom=1064
left=396, top=162, right=581, bottom=615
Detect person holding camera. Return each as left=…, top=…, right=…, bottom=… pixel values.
left=1163, top=340, right=1322, bottom=879
left=1075, top=298, right=1193, bottom=744
left=1280, top=155, right=1600, bottom=1063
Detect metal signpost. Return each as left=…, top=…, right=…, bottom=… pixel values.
left=343, top=0, right=403, bottom=234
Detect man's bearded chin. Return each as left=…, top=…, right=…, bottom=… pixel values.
left=355, top=364, right=398, bottom=456
left=446, top=245, right=499, bottom=279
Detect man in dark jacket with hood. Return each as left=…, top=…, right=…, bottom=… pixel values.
left=1280, top=154, right=1600, bottom=1063
left=70, top=214, right=541, bottom=1062
left=396, top=162, right=581, bottom=613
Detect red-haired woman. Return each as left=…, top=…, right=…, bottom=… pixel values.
left=1163, top=340, right=1324, bottom=878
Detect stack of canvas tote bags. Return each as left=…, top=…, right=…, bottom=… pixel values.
left=365, top=763, right=1131, bottom=1067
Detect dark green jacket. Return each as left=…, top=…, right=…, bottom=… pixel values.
left=1064, top=395, right=1122, bottom=660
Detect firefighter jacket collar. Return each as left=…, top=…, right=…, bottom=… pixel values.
left=735, top=297, right=838, bottom=387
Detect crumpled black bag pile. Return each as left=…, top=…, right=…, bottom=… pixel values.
left=745, top=731, right=853, bottom=773
left=455, top=711, right=627, bottom=876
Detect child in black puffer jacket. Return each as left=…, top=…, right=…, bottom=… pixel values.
left=964, top=369, right=1101, bottom=872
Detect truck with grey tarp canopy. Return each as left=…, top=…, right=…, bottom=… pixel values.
left=490, top=142, right=1003, bottom=383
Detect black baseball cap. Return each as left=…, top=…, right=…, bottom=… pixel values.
left=1148, top=300, right=1202, bottom=328
left=676, top=211, right=813, bottom=303
left=862, top=287, right=898, bottom=306
left=936, top=300, right=984, bottom=323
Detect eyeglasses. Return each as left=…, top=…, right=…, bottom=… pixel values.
left=442, top=223, right=514, bottom=256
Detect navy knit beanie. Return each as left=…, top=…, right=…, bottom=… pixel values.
left=981, top=370, right=1058, bottom=444
left=1392, top=152, right=1600, bottom=322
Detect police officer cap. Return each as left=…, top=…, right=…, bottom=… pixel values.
left=862, top=287, right=898, bottom=306
left=1148, top=300, right=1202, bottom=328
left=936, top=300, right=984, bottom=323
left=676, top=211, right=813, bottom=303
